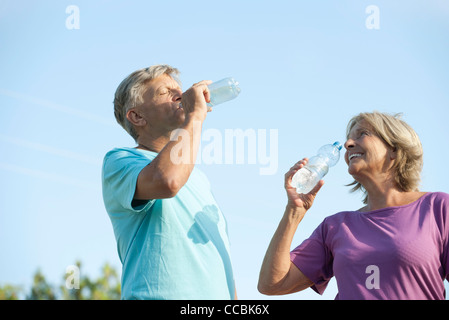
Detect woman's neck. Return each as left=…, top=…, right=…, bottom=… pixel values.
left=361, top=187, right=425, bottom=212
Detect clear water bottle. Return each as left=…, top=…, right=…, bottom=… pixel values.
left=291, top=141, right=342, bottom=194
left=207, top=77, right=241, bottom=107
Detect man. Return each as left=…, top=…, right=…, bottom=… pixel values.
left=102, top=65, right=235, bottom=299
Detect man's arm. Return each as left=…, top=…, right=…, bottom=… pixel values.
left=134, top=81, right=210, bottom=200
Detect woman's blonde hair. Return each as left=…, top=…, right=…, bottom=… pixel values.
left=113, top=64, right=180, bottom=141
left=346, top=111, right=423, bottom=203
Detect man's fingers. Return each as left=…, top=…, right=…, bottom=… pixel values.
left=193, top=80, right=213, bottom=86
left=192, top=80, right=212, bottom=103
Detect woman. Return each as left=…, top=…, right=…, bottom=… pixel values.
left=258, top=111, right=449, bottom=299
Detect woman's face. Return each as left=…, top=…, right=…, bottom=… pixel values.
left=344, top=120, right=396, bottom=183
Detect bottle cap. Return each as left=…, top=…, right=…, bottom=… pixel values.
left=333, top=141, right=342, bottom=150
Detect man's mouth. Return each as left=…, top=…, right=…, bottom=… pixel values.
left=175, top=103, right=185, bottom=113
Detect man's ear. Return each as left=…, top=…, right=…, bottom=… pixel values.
left=126, top=109, right=146, bottom=127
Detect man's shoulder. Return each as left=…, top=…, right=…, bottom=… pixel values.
left=105, top=146, right=145, bottom=158
left=104, top=147, right=157, bottom=164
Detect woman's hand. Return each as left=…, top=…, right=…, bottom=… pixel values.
left=285, top=158, right=324, bottom=212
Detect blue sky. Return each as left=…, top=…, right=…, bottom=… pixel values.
left=1, top=0, right=448, bottom=299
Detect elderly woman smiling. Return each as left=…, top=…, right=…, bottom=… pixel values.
left=258, top=111, right=449, bottom=300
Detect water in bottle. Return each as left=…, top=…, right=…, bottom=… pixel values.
left=207, top=77, right=241, bottom=107
left=291, top=141, right=342, bottom=194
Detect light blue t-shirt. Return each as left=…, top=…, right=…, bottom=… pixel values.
left=101, top=147, right=235, bottom=300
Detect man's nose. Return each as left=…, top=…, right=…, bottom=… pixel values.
left=172, top=88, right=182, bottom=101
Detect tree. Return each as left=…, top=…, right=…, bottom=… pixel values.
left=0, top=261, right=121, bottom=300
left=27, top=269, right=57, bottom=300
left=60, top=261, right=121, bottom=300
left=0, top=284, right=22, bottom=300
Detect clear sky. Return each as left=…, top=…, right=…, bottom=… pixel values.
left=0, top=0, right=448, bottom=299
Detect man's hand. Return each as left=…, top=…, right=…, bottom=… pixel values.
left=181, top=80, right=213, bottom=122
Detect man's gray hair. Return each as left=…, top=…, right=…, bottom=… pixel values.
left=113, top=64, right=180, bottom=141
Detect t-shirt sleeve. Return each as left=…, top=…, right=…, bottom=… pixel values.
left=290, top=219, right=334, bottom=295
left=102, top=149, right=155, bottom=213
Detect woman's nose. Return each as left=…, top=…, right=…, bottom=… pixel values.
left=344, top=139, right=355, bottom=150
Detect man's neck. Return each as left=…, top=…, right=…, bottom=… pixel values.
left=136, top=133, right=171, bottom=153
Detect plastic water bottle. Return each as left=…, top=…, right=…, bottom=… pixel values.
left=291, top=141, right=342, bottom=194
left=207, top=77, right=241, bottom=107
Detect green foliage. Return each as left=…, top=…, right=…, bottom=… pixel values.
left=27, top=269, right=57, bottom=300
left=0, top=261, right=121, bottom=300
left=0, top=284, right=22, bottom=300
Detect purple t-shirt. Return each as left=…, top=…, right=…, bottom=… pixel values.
left=290, top=192, right=449, bottom=300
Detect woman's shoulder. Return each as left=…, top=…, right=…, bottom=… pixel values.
left=423, top=191, right=449, bottom=208
left=320, top=210, right=356, bottom=227
left=428, top=191, right=449, bottom=200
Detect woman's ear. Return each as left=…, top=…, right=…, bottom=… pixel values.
left=126, top=109, right=147, bottom=128
left=389, top=146, right=398, bottom=160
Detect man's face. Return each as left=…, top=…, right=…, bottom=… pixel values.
left=136, top=74, right=184, bottom=134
